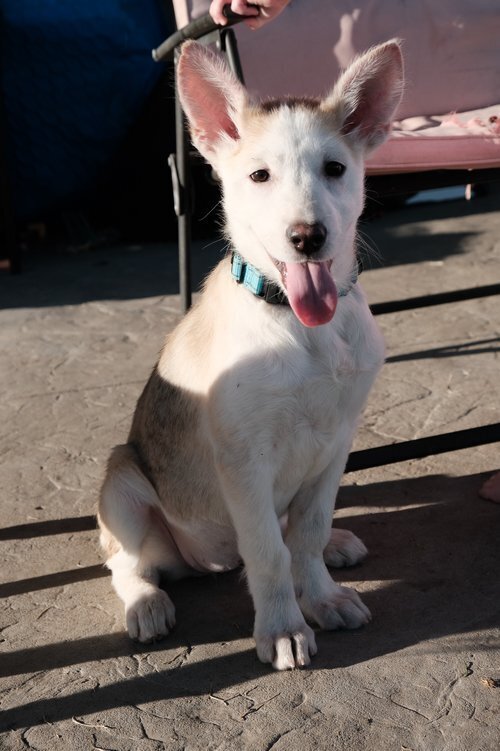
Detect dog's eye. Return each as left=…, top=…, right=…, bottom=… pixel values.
left=250, top=169, right=270, bottom=183
left=324, top=161, right=346, bottom=178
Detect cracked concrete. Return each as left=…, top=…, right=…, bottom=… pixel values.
left=1, top=188, right=500, bottom=750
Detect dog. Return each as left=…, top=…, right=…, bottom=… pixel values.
left=98, top=39, right=403, bottom=670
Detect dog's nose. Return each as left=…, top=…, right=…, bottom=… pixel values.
left=286, top=222, right=327, bottom=256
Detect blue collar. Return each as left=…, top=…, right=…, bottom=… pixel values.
left=231, top=252, right=288, bottom=305
left=230, top=251, right=359, bottom=305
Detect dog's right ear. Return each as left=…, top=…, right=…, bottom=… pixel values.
left=177, top=41, right=248, bottom=161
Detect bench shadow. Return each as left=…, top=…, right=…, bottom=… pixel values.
left=0, top=239, right=226, bottom=310
left=2, top=187, right=499, bottom=310
left=385, top=336, right=500, bottom=364
left=361, top=187, right=500, bottom=269
left=0, top=515, right=97, bottom=541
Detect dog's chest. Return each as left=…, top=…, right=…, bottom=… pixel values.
left=269, top=355, right=361, bottom=480
left=222, top=322, right=377, bottom=492
left=272, top=361, right=374, bottom=521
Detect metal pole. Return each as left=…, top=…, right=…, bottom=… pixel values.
left=174, top=48, right=192, bottom=312
left=221, top=28, right=245, bottom=84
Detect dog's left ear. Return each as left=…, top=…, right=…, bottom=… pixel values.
left=177, top=41, right=248, bottom=161
left=322, top=40, right=404, bottom=153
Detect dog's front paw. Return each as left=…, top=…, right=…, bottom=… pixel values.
left=323, top=528, right=368, bottom=568
left=307, top=585, right=371, bottom=631
left=255, top=621, right=317, bottom=671
left=126, top=588, right=176, bottom=643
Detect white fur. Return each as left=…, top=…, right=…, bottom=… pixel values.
left=98, top=40, right=403, bottom=670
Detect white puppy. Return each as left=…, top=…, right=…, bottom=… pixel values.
left=98, top=39, right=403, bottom=670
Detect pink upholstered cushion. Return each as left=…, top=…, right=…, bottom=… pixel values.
left=172, top=1, right=500, bottom=172
left=367, top=106, right=500, bottom=174
left=173, top=0, right=500, bottom=120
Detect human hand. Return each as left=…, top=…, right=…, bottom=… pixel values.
left=209, top=0, right=290, bottom=30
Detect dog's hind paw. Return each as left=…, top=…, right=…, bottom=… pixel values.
left=323, top=528, right=368, bottom=568
left=310, top=585, right=371, bottom=630
left=255, top=623, right=317, bottom=671
left=126, top=588, right=176, bottom=643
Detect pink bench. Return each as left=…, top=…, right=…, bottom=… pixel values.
left=172, top=0, right=500, bottom=178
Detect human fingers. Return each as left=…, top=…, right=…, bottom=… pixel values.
left=209, top=0, right=259, bottom=26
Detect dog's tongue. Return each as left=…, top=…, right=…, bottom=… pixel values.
left=284, top=261, right=338, bottom=327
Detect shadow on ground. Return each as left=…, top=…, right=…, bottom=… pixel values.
left=2, top=189, right=500, bottom=310
left=2, top=470, right=498, bottom=730
left=359, top=187, right=500, bottom=269
left=0, top=239, right=226, bottom=310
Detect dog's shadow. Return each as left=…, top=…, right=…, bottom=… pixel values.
left=3, top=470, right=498, bottom=731
left=170, top=468, right=499, bottom=670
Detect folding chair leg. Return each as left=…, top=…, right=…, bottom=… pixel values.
left=219, top=27, right=245, bottom=84
left=172, top=48, right=192, bottom=313
left=167, top=30, right=246, bottom=314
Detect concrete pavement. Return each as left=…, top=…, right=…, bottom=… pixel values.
left=1, top=188, right=499, bottom=750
